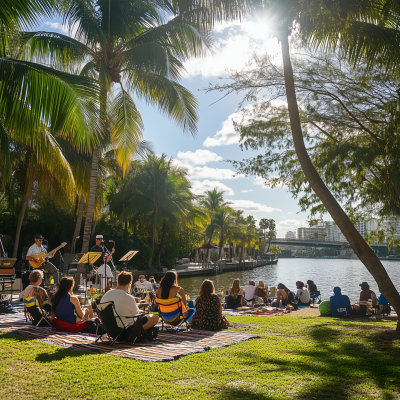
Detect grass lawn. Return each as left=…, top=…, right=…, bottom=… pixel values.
left=0, top=315, right=399, bottom=399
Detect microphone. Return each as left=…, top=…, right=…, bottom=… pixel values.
left=109, top=240, right=114, bottom=244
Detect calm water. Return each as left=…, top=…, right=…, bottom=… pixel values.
left=179, top=258, right=400, bottom=302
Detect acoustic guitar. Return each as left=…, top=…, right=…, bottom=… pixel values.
left=29, top=242, right=67, bottom=269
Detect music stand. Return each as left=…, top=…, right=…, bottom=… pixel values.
left=119, top=251, right=139, bottom=271
left=78, top=252, right=102, bottom=304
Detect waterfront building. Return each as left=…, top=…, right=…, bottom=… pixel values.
left=285, top=231, right=296, bottom=239
left=297, top=226, right=327, bottom=240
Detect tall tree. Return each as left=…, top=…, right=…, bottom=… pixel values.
left=23, top=0, right=213, bottom=253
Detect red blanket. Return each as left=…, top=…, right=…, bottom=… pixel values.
left=52, top=317, right=86, bottom=333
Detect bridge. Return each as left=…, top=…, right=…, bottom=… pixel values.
left=271, top=238, right=388, bottom=252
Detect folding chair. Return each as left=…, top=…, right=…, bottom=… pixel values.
left=23, top=301, right=52, bottom=327
left=95, top=301, right=142, bottom=346
left=155, top=297, right=190, bottom=332
left=310, top=291, right=322, bottom=305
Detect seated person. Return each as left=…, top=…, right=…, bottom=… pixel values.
left=226, top=279, right=244, bottom=309
left=254, top=281, right=268, bottom=299
left=330, top=286, right=352, bottom=317
left=244, top=281, right=256, bottom=302
left=296, top=281, right=311, bottom=304
left=271, top=283, right=297, bottom=309
left=155, top=271, right=195, bottom=322
left=101, top=272, right=159, bottom=336
left=190, top=279, right=231, bottom=331
left=148, top=276, right=158, bottom=290
left=23, top=270, right=51, bottom=325
left=359, top=282, right=378, bottom=305
left=134, top=275, right=153, bottom=291
left=52, top=277, right=94, bottom=324
left=307, top=280, right=318, bottom=293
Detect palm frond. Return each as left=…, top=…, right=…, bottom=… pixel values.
left=21, top=31, right=92, bottom=71
left=0, top=123, right=11, bottom=185
left=109, top=87, right=144, bottom=174
left=0, top=57, right=100, bottom=151
left=125, top=70, right=198, bottom=134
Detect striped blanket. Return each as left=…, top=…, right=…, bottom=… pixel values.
left=0, top=307, right=257, bottom=362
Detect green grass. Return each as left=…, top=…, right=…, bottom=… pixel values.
left=1, top=315, right=399, bottom=399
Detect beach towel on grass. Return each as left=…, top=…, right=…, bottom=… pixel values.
left=0, top=309, right=257, bottom=362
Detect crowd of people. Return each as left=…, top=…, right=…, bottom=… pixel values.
left=23, top=270, right=391, bottom=342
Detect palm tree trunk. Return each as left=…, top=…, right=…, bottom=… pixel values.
left=267, top=236, right=272, bottom=253
left=280, top=34, right=400, bottom=329
left=71, top=194, right=84, bottom=254
left=12, top=151, right=33, bottom=258
left=147, top=210, right=156, bottom=269
left=218, top=232, right=224, bottom=259
left=81, top=84, right=106, bottom=253
left=90, top=218, right=98, bottom=242
left=156, top=218, right=167, bottom=267
left=81, top=144, right=100, bottom=253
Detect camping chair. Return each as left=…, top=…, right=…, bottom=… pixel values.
left=155, top=297, right=190, bottom=332
left=23, top=299, right=52, bottom=327
left=310, top=291, right=322, bottom=305
left=95, top=301, right=142, bottom=346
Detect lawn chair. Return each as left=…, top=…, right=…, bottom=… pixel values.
left=23, top=299, right=52, bottom=327
left=310, top=291, right=322, bottom=305
left=95, top=301, right=142, bottom=346
left=155, top=297, right=190, bottom=332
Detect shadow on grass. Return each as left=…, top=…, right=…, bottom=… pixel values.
left=35, top=347, right=88, bottom=363
left=0, top=331, right=90, bottom=363
left=235, top=324, right=400, bottom=399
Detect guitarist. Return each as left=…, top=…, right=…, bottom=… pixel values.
left=26, top=235, right=59, bottom=285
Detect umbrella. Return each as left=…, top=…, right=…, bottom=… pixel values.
left=196, top=243, right=220, bottom=250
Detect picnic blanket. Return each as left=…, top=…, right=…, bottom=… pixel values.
left=0, top=306, right=258, bottom=362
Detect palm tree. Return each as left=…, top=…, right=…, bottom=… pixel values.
left=200, top=188, right=230, bottom=259
left=23, top=0, right=212, bottom=253
left=212, top=205, right=235, bottom=259
left=116, top=154, right=197, bottom=268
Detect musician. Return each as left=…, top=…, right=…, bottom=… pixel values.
left=90, top=235, right=114, bottom=290
left=26, top=235, right=59, bottom=284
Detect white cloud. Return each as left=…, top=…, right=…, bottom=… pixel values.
left=287, top=212, right=293, bottom=215
left=176, top=149, right=223, bottom=165
left=203, top=109, right=242, bottom=147
left=44, top=22, right=68, bottom=34
left=241, top=189, right=253, bottom=193
left=191, top=180, right=234, bottom=196
left=184, top=19, right=280, bottom=78
left=230, top=200, right=281, bottom=213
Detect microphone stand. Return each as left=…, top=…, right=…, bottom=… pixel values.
left=0, top=234, right=6, bottom=258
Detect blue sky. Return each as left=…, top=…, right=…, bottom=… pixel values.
left=40, top=17, right=310, bottom=237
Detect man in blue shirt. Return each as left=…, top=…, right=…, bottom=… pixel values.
left=330, top=287, right=352, bottom=317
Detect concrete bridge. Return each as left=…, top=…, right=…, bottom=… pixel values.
left=271, top=238, right=388, bottom=252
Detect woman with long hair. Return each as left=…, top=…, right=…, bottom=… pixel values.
left=271, top=283, right=297, bottom=309
left=254, top=281, right=268, bottom=299
left=155, top=271, right=195, bottom=321
left=226, top=278, right=244, bottom=308
left=190, top=279, right=231, bottom=331
left=52, top=277, right=94, bottom=323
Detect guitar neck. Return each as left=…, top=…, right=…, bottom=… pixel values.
left=49, top=243, right=65, bottom=254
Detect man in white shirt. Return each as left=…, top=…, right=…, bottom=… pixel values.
left=101, top=271, right=158, bottom=331
left=245, top=281, right=256, bottom=302
left=134, top=275, right=153, bottom=291
left=296, top=281, right=311, bottom=304
left=26, top=235, right=59, bottom=284
left=90, top=235, right=115, bottom=290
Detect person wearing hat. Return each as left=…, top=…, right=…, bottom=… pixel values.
left=26, top=235, right=59, bottom=284
left=329, top=287, right=352, bottom=317
left=90, top=235, right=115, bottom=291
left=359, top=282, right=378, bottom=305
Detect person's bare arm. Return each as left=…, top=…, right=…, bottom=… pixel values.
left=276, top=291, right=282, bottom=305
left=178, top=288, right=187, bottom=306
left=70, top=296, right=86, bottom=319
left=219, top=299, right=223, bottom=315
left=106, top=248, right=115, bottom=262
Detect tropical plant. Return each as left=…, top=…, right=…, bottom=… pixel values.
left=206, top=0, right=400, bottom=329
left=212, top=205, right=236, bottom=259
left=23, top=0, right=215, bottom=253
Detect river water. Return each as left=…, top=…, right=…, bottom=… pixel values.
left=179, top=258, right=400, bottom=302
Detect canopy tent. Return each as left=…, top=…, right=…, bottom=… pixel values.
left=196, top=243, right=219, bottom=250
